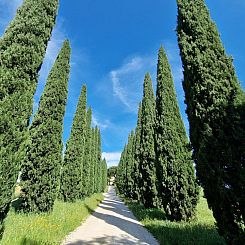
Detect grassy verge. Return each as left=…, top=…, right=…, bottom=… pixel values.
left=1, top=193, right=104, bottom=245
left=124, top=195, right=225, bottom=245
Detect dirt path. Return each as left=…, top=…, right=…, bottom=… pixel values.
left=62, top=186, right=159, bottom=245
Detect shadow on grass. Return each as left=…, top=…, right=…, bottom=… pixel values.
left=126, top=201, right=225, bottom=245
left=20, top=237, right=52, bottom=245
left=127, top=202, right=167, bottom=221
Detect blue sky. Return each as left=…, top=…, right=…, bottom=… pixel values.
left=0, top=0, right=244, bottom=166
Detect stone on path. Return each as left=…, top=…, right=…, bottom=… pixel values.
left=62, top=186, right=159, bottom=245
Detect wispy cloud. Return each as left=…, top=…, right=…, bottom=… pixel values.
left=110, top=55, right=157, bottom=113
left=102, top=152, right=121, bottom=167
left=92, top=114, right=110, bottom=130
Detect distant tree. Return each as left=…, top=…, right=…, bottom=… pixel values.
left=20, top=40, right=70, bottom=213
left=94, top=127, right=102, bottom=193
left=101, top=158, right=108, bottom=192
left=0, top=0, right=58, bottom=228
left=60, top=85, right=87, bottom=202
left=177, top=0, right=245, bottom=242
left=155, top=46, right=199, bottom=221
left=107, top=166, right=117, bottom=179
left=81, top=107, right=92, bottom=197
left=90, top=128, right=96, bottom=194
left=125, top=131, right=135, bottom=198
left=138, top=73, right=158, bottom=208
left=116, top=145, right=126, bottom=194
left=132, top=102, right=142, bottom=201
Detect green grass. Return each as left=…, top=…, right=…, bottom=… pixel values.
left=1, top=193, right=104, bottom=245
left=125, top=195, right=226, bottom=245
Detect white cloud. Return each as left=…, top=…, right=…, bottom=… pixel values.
left=110, top=55, right=156, bottom=113
left=92, top=114, right=109, bottom=130
left=102, top=152, right=121, bottom=167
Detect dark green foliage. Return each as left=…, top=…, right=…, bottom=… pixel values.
left=116, top=145, right=127, bottom=194
left=177, top=0, right=245, bottom=242
left=20, top=40, right=70, bottom=213
left=81, top=107, right=92, bottom=197
left=125, top=131, right=136, bottom=198
left=94, top=127, right=102, bottom=193
left=60, top=85, right=87, bottom=202
left=101, top=158, right=108, bottom=192
left=0, top=0, right=58, bottom=227
left=91, top=128, right=96, bottom=194
left=138, top=73, right=158, bottom=208
left=107, top=166, right=117, bottom=179
left=132, top=102, right=142, bottom=201
left=155, top=46, right=199, bottom=221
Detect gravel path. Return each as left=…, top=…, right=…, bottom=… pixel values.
left=62, top=186, right=159, bottom=245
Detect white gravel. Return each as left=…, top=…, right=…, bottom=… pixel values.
left=62, top=186, right=159, bottom=245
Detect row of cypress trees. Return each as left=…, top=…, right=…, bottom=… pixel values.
left=0, top=0, right=59, bottom=234
left=0, top=0, right=107, bottom=235
left=118, top=0, right=244, bottom=243
left=116, top=46, right=199, bottom=222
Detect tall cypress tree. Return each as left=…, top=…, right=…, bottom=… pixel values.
left=116, top=145, right=127, bottom=194
left=97, top=129, right=103, bottom=192
left=60, top=85, right=87, bottom=202
left=101, top=158, right=108, bottom=192
left=155, top=46, right=199, bottom=221
left=132, top=102, right=142, bottom=201
left=91, top=127, right=96, bottom=194
left=20, top=40, right=70, bottom=213
left=0, top=0, right=58, bottom=226
left=177, top=0, right=244, bottom=242
left=125, top=131, right=135, bottom=198
left=138, top=73, right=158, bottom=208
left=81, top=107, right=92, bottom=197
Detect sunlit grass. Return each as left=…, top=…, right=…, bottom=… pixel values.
left=125, top=193, right=225, bottom=245
left=1, top=193, right=103, bottom=245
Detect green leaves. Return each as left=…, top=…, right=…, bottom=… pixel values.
left=0, top=0, right=59, bottom=229
left=177, top=0, right=245, bottom=242
left=20, top=40, right=71, bottom=213
left=155, top=46, right=199, bottom=221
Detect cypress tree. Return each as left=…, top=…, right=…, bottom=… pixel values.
left=60, top=85, right=87, bottom=202
left=20, top=40, right=70, bottom=213
left=81, top=107, right=92, bottom=197
left=155, top=46, right=199, bottom=221
left=116, top=145, right=127, bottom=194
left=91, top=127, right=96, bottom=194
left=138, top=73, right=158, bottom=208
left=177, top=0, right=245, bottom=242
left=97, top=129, right=103, bottom=192
left=101, top=158, right=108, bottom=192
left=132, top=102, right=142, bottom=201
left=125, top=131, right=135, bottom=198
left=0, top=0, right=58, bottom=227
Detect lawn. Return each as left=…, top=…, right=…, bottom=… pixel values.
left=125, top=194, right=226, bottom=245
left=1, top=193, right=104, bottom=245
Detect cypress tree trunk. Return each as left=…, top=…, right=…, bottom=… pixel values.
left=155, top=46, right=199, bottom=221
left=138, top=73, right=158, bottom=208
left=0, top=0, right=58, bottom=226
left=177, top=0, right=245, bottom=242
left=132, top=102, right=142, bottom=201
left=20, top=40, right=70, bottom=213
left=81, top=107, right=92, bottom=197
left=60, top=85, right=87, bottom=202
